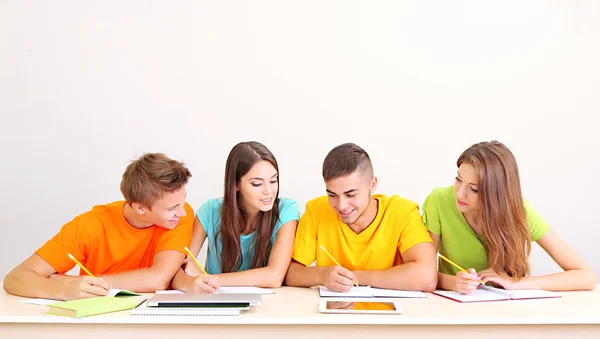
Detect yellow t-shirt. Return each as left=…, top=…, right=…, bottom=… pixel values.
left=292, top=194, right=432, bottom=270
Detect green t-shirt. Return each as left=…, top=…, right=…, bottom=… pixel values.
left=422, top=186, right=551, bottom=275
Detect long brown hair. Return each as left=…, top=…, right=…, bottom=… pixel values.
left=217, top=141, right=281, bottom=273
left=457, top=141, right=531, bottom=278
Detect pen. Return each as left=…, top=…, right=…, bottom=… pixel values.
left=319, top=245, right=359, bottom=287
left=183, top=246, right=209, bottom=275
left=437, top=253, right=485, bottom=285
left=67, top=253, right=95, bottom=277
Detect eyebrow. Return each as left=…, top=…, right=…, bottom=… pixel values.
left=326, top=188, right=358, bottom=196
left=249, top=173, right=279, bottom=181
left=457, top=172, right=478, bottom=186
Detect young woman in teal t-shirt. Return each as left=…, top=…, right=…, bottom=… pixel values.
left=423, top=141, right=595, bottom=294
left=172, top=141, right=300, bottom=293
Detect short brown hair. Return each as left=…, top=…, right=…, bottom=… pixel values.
left=322, top=143, right=373, bottom=181
left=120, top=153, right=192, bottom=208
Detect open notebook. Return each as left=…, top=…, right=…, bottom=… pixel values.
left=319, top=286, right=426, bottom=298
left=22, top=289, right=139, bottom=306
left=155, top=286, right=275, bottom=295
left=433, top=286, right=561, bottom=303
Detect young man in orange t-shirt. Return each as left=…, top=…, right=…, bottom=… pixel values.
left=3, top=153, right=194, bottom=300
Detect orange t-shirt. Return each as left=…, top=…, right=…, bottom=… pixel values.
left=35, top=201, right=194, bottom=275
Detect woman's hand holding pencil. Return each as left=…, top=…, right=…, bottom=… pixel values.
left=183, top=247, right=220, bottom=294
left=437, top=253, right=484, bottom=294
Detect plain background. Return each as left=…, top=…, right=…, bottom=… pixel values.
left=1, top=1, right=598, bottom=280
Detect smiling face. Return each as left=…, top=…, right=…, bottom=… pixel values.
left=454, top=163, right=480, bottom=214
left=238, top=160, right=279, bottom=215
left=134, top=185, right=188, bottom=230
left=325, top=169, right=377, bottom=226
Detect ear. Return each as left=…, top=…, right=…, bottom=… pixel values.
left=131, top=202, right=147, bottom=215
left=370, top=176, right=378, bottom=193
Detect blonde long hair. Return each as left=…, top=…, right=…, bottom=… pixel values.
left=458, top=141, right=531, bottom=278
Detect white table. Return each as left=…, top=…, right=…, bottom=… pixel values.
left=2, top=284, right=599, bottom=338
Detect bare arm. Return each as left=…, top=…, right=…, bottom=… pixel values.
left=352, top=242, right=437, bottom=291
left=285, top=260, right=357, bottom=292
left=3, top=254, right=110, bottom=300
left=213, top=220, right=298, bottom=288
left=98, top=249, right=186, bottom=292
left=479, top=230, right=596, bottom=291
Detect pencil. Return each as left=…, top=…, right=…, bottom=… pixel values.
left=437, top=253, right=485, bottom=285
left=319, top=245, right=359, bottom=287
left=184, top=246, right=209, bottom=275
left=67, top=253, right=95, bottom=277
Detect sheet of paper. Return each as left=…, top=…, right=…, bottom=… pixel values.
left=22, top=298, right=62, bottom=306
left=370, top=287, right=426, bottom=298
left=433, top=289, right=509, bottom=302
left=156, top=287, right=275, bottom=295
left=319, top=286, right=373, bottom=297
left=215, top=286, right=275, bottom=295
left=505, top=289, right=560, bottom=300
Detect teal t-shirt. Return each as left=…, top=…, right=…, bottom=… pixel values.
left=198, top=197, right=300, bottom=274
left=422, top=186, right=550, bottom=275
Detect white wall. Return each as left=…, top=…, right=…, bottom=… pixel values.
left=1, top=1, right=598, bottom=280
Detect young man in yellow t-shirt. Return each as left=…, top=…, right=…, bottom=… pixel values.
left=285, top=143, right=437, bottom=292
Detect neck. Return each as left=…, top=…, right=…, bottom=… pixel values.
left=348, top=197, right=378, bottom=234
left=123, top=203, right=154, bottom=229
left=462, top=210, right=483, bottom=235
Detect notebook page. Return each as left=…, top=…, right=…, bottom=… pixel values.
left=370, top=288, right=426, bottom=298
left=433, top=289, right=510, bottom=302
left=319, top=286, right=373, bottom=297
left=215, top=286, right=275, bottom=295
left=505, top=289, right=561, bottom=300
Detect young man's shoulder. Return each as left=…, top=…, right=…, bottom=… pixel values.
left=376, top=194, right=419, bottom=212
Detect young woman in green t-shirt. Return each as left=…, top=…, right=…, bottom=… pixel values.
left=423, top=140, right=596, bottom=294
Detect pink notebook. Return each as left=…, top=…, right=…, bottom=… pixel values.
left=433, top=287, right=561, bottom=303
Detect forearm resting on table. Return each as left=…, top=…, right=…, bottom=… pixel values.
left=354, top=262, right=437, bottom=291
left=285, top=262, right=324, bottom=287
left=4, top=267, right=68, bottom=299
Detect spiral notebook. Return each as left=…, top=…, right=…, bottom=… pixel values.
left=433, top=287, right=560, bottom=303
left=131, top=300, right=245, bottom=316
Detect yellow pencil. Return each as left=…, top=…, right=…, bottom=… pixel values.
left=184, top=246, right=209, bottom=275
left=67, top=253, right=95, bottom=277
left=319, top=245, right=359, bottom=287
left=437, top=253, right=485, bottom=285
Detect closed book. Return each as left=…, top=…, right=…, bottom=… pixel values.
left=48, top=296, right=139, bottom=318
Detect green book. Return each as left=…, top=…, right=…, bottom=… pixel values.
left=48, top=296, right=139, bottom=318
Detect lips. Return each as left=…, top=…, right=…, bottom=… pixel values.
left=457, top=200, right=467, bottom=206
left=339, top=209, right=355, bottom=217
left=260, top=197, right=273, bottom=204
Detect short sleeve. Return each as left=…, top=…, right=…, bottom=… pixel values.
left=197, top=199, right=221, bottom=238
left=270, top=199, right=301, bottom=242
left=524, top=200, right=551, bottom=241
left=35, top=215, right=92, bottom=274
left=156, top=203, right=195, bottom=254
left=422, top=190, right=442, bottom=235
left=398, top=205, right=433, bottom=254
left=291, top=201, right=318, bottom=266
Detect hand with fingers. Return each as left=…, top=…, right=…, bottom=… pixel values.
left=183, top=260, right=201, bottom=277
left=62, top=276, right=111, bottom=300
left=320, top=266, right=358, bottom=292
left=477, top=269, right=517, bottom=290
left=454, top=268, right=482, bottom=294
left=187, top=274, right=220, bottom=294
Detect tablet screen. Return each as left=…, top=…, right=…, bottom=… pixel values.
left=325, top=301, right=397, bottom=311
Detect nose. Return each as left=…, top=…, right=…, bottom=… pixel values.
left=456, top=185, right=466, bottom=199
left=177, top=205, right=187, bottom=217
left=337, top=196, right=349, bottom=211
left=263, top=183, right=272, bottom=196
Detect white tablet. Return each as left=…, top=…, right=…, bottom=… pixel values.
left=318, top=298, right=403, bottom=315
